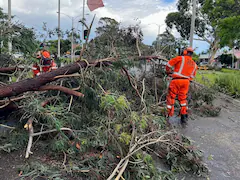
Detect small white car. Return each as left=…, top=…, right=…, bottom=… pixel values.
left=12, top=52, right=24, bottom=59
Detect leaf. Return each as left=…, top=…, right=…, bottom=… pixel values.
left=208, top=154, right=214, bottom=161
left=119, top=132, right=131, bottom=145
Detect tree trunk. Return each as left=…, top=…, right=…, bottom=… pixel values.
left=209, top=38, right=219, bottom=65
left=0, top=59, right=115, bottom=99
left=136, top=37, right=142, bottom=57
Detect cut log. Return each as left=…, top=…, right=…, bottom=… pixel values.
left=0, top=58, right=115, bottom=99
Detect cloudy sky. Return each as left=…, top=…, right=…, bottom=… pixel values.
left=0, top=0, right=208, bottom=53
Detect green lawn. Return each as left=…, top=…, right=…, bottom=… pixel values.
left=195, top=70, right=223, bottom=86
left=195, top=68, right=240, bottom=97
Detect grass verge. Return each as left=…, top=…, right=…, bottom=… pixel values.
left=195, top=69, right=240, bottom=97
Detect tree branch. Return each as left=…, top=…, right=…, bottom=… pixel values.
left=38, top=85, right=84, bottom=97
left=121, top=67, right=141, bottom=98
left=0, top=58, right=115, bottom=99
left=0, top=67, right=24, bottom=74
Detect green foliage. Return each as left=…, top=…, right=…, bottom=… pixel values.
left=11, top=24, right=38, bottom=55
left=218, top=16, right=240, bottom=47
left=202, top=0, right=240, bottom=47
left=140, top=116, right=148, bottom=130
left=1, top=58, right=216, bottom=179
left=48, top=39, right=72, bottom=55
left=152, top=30, right=177, bottom=58
left=100, top=94, right=130, bottom=112
left=192, top=52, right=200, bottom=62
left=165, top=0, right=206, bottom=40
left=0, top=130, right=28, bottom=152
left=195, top=70, right=222, bottom=86
left=87, top=17, right=147, bottom=59
left=119, top=132, right=132, bottom=145
left=166, top=0, right=240, bottom=56
left=218, top=54, right=237, bottom=65
left=131, top=111, right=140, bottom=122
left=215, top=74, right=240, bottom=97
left=189, top=84, right=215, bottom=106
left=195, top=69, right=240, bottom=98
left=0, top=8, right=37, bottom=55
left=163, top=135, right=208, bottom=176
left=19, top=162, right=62, bottom=179
left=51, top=139, right=68, bottom=152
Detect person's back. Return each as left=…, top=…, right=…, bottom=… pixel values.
left=168, top=55, right=197, bottom=80
left=165, top=47, right=197, bottom=127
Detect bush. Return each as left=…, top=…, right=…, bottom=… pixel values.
left=215, top=74, right=240, bottom=98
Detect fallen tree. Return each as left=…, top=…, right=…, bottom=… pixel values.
left=0, top=55, right=215, bottom=179
left=0, top=58, right=115, bottom=99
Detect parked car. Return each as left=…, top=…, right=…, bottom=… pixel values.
left=199, top=62, right=209, bottom=70
left=12, top=52, right=24, bottom=59
left=199, top=62, right=208, bottom=66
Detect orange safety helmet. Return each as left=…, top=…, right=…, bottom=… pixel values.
left=183, top=47, right=194, bottom=55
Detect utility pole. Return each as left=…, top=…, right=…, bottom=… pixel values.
left=8, top=0, right=12, bottom=54
left=189, top=0, right=196, bottom=47
left=82, top=0, right=85, bottom=44
left=58, top=0, right=61, bottom=58
left=232, top=47, right=235, bottom=69
left=71, top=17, right=74, bottom=62
left=59, top=13, right=81, bottom=62
left=157, top=25, right=160, bottom=52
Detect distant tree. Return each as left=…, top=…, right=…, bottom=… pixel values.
left=87, top=17, right=145, bottom=59
left=192, top=52, right=200, bottom=63
left=165, top=0, right=240, bottom=63
left=48, top=39, right=71, bottom=55
left=0, top=8, right=37, bottom=55
left=218, top=16, right=240, bottom=48
left=218, top=54, right=237, bottom=65
left=152, top=30, right=176, bottom=58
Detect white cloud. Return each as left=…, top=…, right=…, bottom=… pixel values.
left=0, top=0, right=208, bottom=52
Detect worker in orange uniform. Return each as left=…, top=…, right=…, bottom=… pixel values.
left=32, top=43, right=58, bottom=77
left=38, top=43, right=52, bottom=72
left=165, top=47, right=197, bottom=126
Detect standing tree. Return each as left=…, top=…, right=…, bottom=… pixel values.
left=87, top=17, right=144, bottom=59
left=218, top=16, right=240, bottom=48
left=47, top=39, right=72, bottom=55
left=0, top=8, right=37, bottom=55
left=152, top=30, right=177, bottom=58
left=165, top=0, right=240, bottom=63
left=218, top=54, right=237, bottom=66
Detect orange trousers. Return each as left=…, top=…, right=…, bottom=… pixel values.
left=166, top=79, right=190, bottom=116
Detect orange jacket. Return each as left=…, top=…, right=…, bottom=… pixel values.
left=166, top=55, right=197, bottom=80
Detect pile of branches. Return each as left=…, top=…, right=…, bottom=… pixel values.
left=0, top=57, right=213, bottom=179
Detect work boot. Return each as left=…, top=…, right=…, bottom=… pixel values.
left=180, top=114, right=188, bottom=128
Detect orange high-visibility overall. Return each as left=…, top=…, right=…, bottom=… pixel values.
left=166, top=55, right=197, bottom=116
left=33, top=50, right=57, bottom=77
left=32, top=63, right=41, bottom=77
